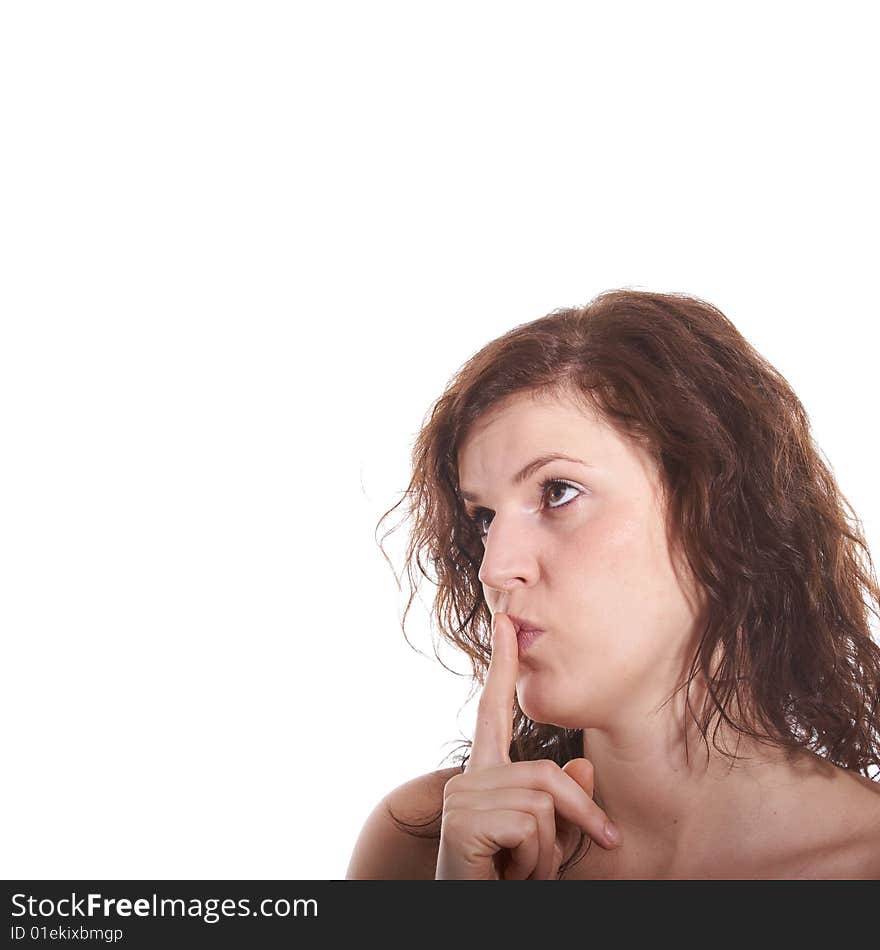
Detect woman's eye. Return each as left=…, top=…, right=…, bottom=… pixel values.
left=545, top=481, right=578, bottom=507
left=466, top=480, right=580, bottom=539
left=470, top=510, right=492, bottom=537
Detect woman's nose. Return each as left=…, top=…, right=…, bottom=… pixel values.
left=477, top=515, right=538, bottom=590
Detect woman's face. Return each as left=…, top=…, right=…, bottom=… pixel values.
left=456, top=388, right=706, bottom=731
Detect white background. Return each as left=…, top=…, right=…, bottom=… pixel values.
left=2, top=1, right=878, bottom=879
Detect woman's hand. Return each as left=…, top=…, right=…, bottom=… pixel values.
left=435, top=612, right=623, bottom=880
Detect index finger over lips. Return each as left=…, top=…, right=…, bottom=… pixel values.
left=467, top=612, right=519, bottom=771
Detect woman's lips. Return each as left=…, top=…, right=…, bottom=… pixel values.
left=504, top=614, right=546, bottom=656
left=516, top=627, right=545, bottom=655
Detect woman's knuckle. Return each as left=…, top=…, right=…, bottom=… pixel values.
left=512, top=816, right=534, bottom=844
left=522, top=787, right=548, bottom=813
left=537, top=789, right=556, bottom=816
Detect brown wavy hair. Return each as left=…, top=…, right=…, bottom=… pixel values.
left=376, top=288, right=880, bottom=878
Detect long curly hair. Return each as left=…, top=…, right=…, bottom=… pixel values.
left=375, top=288, right=880, bottom=878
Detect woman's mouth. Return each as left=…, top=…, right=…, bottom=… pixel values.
left=507, top=615, right=546, bottom=656
left=516, top=627, right=545, bottom=655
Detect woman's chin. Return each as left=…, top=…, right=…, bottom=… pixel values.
left=517, top=688, right=587, bottom=730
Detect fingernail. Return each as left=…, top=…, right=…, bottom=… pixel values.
left=604, top=821, right=622, bottom=846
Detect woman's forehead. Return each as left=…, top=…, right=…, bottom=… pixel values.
left=458, top=393, right=612, bottom=465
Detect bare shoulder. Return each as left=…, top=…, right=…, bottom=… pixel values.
left=345, top=765, right=462, bottom=880
left=798, top=765, right=880, bottom=879
left=838, top=771, right=880, bottom=878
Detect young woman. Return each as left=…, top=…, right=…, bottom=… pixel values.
left=347, top=290, right=880, bottom=879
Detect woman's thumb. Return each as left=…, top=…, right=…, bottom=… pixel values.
left=562, top=757, right=595, bottom=799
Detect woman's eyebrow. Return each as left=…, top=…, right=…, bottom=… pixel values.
left=459, top=453, right=592, bottom=503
